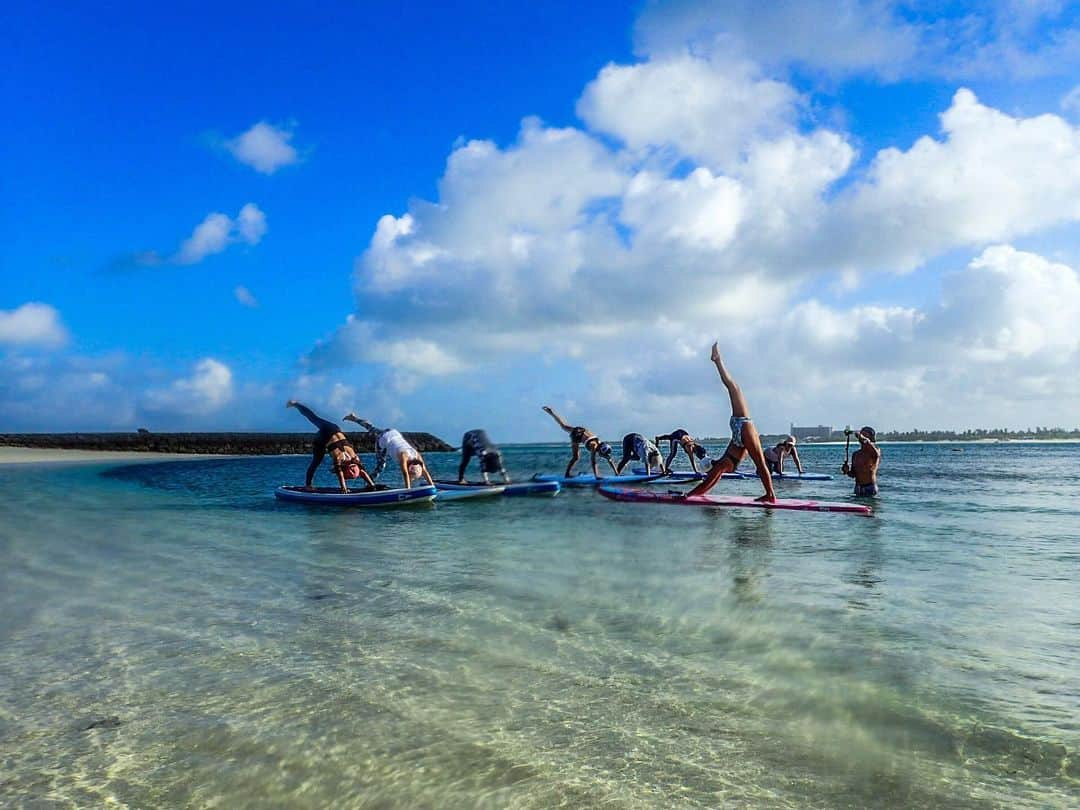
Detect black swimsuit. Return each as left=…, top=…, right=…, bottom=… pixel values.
left=570, top=426, right=589, bottom=444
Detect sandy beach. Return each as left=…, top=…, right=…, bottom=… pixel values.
left=0, top=447, right=217, bottom=465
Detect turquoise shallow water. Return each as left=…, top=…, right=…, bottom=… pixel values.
left=1, top=442, right=1078, bottom=808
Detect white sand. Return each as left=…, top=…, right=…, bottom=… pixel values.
left=0, top=447, right=218, bottom=465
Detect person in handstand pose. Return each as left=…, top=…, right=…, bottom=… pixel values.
left=287, top=400, right=375, bottom=492
left=541, top=405, right=617, bottom=478
left=686, top=343, right=776, bottom=502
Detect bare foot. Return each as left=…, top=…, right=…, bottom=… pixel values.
left=286, top=399, right=299, bottom=408
left=755, top=494, right=777, bottom=503
left=710, top=341, right=721, bottom=363
left=342, top=412, right=360, bottom=423
left=542, top=405, right=554, bottom=414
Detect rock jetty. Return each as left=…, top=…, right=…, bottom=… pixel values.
left=0, top=432, right=454, bottom=455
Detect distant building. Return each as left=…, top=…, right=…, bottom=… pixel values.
left=790, top=424, right=834, bottom=441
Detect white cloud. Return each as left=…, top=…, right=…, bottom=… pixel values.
left=0, top=302, right=69, bottom=349
left=300, top=10, right=1080, bottom=436
left=174, top=204, right=267, bottom=265
left=235, top=203, right=268, bottom=244
left=633, top=0, right=1080, bottom=81
left=143, top=358, right=235, bottom=416
left=578, top=54, right=797, bottom=170
left=1063, top=84, right=1080, bottom=118
left=234, top=285, right=259, bottom=307
left=824, top=89, right=1080, bottom=273
left=225, top=121, right=300, bottom=174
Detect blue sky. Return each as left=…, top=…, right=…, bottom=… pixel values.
left=3, top=1, right=1080, bottom=440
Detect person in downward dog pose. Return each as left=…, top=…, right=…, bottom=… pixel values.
left=541, top=405, right=617, bottom=478
left=763, top=435, right=804, bottom=475
left=342, top=414, right=435, bottom=489
left=615, top=432, right=666, bottom=475
left=655, top=428, right=710, bottom=474
left=286, top=400, right=375, bottom=492
left=842, top=426, right=880, bottom=496
left=686, top=343, right=776, bottom=502
left=457, top=428, right=510, bottom=484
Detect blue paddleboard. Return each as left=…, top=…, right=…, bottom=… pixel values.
left=438, top=479, right=561, bottom=496
left=434, top=482, right=506, bottom=500
left=274, top=484, right=437, bottom=506
left=532, top=472, right=664, bottom=487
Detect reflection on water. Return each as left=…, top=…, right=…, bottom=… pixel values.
left=0, top=443, right=1078, bottom=807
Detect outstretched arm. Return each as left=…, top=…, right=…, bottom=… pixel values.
left=857, top=433, right=881, bottom=459
left=542, top=405, right=573, bottom=434
left=791, top=447, right=804, bottom=474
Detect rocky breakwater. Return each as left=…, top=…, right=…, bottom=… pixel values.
left=0, top=431, right=454, bottom=455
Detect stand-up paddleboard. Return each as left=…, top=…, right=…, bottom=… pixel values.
left=274, top=484, right=437, bottom=507
left=532, top=472, right=664, bottom=488
left=434, top=482, right=506, bottom=501
left=437, top=480, right=560, bottom=497
left=598, top=486, right=872, bottom=515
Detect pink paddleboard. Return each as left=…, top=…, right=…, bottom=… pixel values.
left=597, top=485, right=872, bottom=515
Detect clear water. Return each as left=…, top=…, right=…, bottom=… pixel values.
left=1, top=443, right=1077, bottom=808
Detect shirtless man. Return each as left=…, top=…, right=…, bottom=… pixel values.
left=286, top=400, right=375, bottom=493
left=763, top=436, right=803, bottom=476
left=655, top=429, right=709, bottom=473
left=541, top=405, right=617, bottom=478
left=842, top=427, right=880, bottom=496
left=342, top=414, right=436, bottom=489
left=686, top=343, right=776, bottom=502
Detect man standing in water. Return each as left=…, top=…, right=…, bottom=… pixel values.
left=686, top=343, right=776, bottom=502
left=842, top=427, right=881, bottom=496
left=286, top=400, right=375, bottom=493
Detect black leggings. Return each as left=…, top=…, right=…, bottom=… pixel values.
left=295, top=403, right=340, bottom=447
left=294, top=403, right=341, bottom=485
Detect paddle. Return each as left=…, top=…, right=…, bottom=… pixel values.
left=843, top=425, right=852, bottom=474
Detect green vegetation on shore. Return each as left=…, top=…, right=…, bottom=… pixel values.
left=702, top=427, right=1080, bottom=444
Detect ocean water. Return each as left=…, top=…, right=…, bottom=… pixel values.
left=1, top=442, right=1078, bottom=808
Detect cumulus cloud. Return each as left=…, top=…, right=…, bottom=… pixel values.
left=823, top=89, right=1080, bottom=273
left=302, top=6, right=1080, bottom=435
left=234, top=285, right=259, bottom=307
left=0, top=302, right=69, bottom=349
left=224, top=121, right=300, bottom=174
left=633, top=0, right=1080, bottom=81
left=143, top=358, right=235, bottom=416
left=174, top=204, right=267, bottom=265
left=578, top=54, right=797, bottom=170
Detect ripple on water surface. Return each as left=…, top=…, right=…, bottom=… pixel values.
left=0, top=443, right=1078, bottom=807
